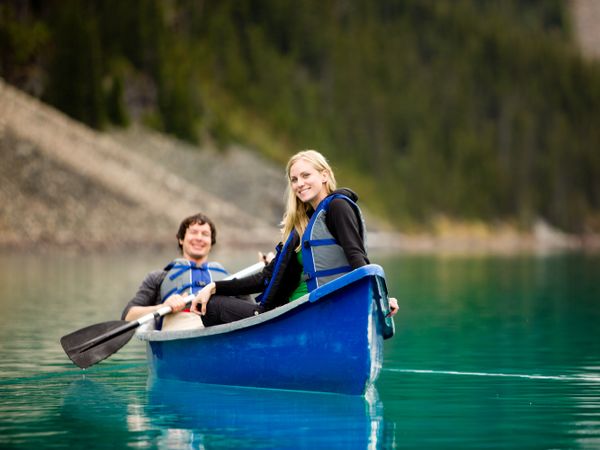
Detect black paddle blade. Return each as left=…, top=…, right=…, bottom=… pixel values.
left=60, top=320, right=138, bottom=369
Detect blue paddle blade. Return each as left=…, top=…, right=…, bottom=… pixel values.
left=60, top=320, right=138, bottom=369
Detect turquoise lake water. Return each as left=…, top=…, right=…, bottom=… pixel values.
left=0, top=250, right=599, bottom=449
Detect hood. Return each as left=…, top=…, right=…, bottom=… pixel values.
left=331, top=188, right=359, bottom=202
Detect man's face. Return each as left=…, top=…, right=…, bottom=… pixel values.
left=180, top=222, right=212, bottom=263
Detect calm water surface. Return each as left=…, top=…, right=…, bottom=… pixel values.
left=0, top=249, right=599, bottom=449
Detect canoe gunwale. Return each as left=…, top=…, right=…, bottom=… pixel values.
left=137, top=294, right=310, bottom=341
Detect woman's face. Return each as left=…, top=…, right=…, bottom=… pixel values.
left=289, top=158, right=329, bottom=209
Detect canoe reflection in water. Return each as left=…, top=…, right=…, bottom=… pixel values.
left=147, top=377, right=392, bottom=449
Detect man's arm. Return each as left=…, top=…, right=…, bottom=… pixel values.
left=124, top=296, right=189, bottom=321
left=123, top=270, right=191, bottom=321
left=121, top=271, right=165, bottom=321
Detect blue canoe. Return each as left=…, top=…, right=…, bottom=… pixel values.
left=136, top=264, right=395, bottom=395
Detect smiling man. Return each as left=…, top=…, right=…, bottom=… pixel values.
left=176, top=217, right=215, bottom=265
left=121, top=213, right=229, bottom=324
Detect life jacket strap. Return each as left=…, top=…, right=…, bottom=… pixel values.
left=303, top=238, right=337, bottom=248
left=209, top=266, right=228, bottom=275
left=168, top=263, right=227, bottom=281
left=303, top=265, right=352, bottom=281
left=168, top=263, right=193, bottom=280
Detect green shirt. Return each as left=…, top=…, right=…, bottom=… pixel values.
left=288, top=250, right=308, bottom=301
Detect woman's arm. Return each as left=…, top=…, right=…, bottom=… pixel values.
left=326, top=198, right=369, bottom=268
left=327, top=199, right=399, bottom=317
left=213, top=259, right=274, bottom=296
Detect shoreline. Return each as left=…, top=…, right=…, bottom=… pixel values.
left=2, top=229, right=598, bottom=256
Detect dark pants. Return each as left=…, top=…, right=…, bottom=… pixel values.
left=200, top=295, right=262, bottom=326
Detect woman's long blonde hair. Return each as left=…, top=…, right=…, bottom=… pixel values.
left=280, top=150, right=337, bottom=239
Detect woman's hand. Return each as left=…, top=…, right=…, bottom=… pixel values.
left=387, top=297, right=399, bottom=317
left=259, top=251, right=275, bottom=264
left=190, top=283, right=216, bottom=316
left=163, top=294, right=188, bottom=313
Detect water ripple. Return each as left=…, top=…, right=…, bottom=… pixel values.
left=386, top=368, right=600, bottom=383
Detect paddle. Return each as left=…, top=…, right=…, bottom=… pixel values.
left=60, top=261, right=265, bottom=369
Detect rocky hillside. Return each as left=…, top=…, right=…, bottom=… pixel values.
left=0, top=78, right=282, bottom=250
left=1, top=78, right=408, bottom=253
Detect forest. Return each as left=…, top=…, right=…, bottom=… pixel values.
left=1, top=0, right=599, bottom=233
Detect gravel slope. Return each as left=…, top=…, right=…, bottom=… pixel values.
left=0, top=79, right=280, bottom=250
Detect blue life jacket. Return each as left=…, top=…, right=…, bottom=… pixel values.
left=159, top=258, right=228, bottom=302
left=301, top=193, right=366, bottom=291
left=258, top=193, right=365, bottom=304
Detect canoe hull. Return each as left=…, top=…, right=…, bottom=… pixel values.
left=139, top=265, right=394, bottom=395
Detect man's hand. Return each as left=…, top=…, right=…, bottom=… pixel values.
left=164, top=294, right=189, bottom=313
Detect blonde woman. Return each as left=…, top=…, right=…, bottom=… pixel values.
left=191, top=150, right=398, bottom=324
